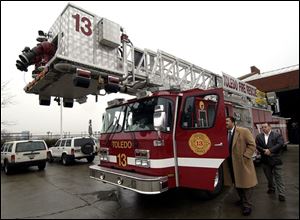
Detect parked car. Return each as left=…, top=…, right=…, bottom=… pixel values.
left=1, top=140, right=48, bottom=175
left=47, top=137, right=98, bottom=165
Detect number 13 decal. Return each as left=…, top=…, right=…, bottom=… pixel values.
left=117, top=153, right=127, bottom=167
left=72, top=13, right=92, bottom=36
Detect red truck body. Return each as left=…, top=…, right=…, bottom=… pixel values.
left=90, top=87, right=289, bottom=195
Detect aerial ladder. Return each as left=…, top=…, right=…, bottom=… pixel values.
left=16, top=3, right=260, bottom=109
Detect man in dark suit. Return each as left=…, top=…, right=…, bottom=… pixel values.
left=255, top=122, right=286, bottom=202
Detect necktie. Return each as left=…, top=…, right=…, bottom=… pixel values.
left=228, top=131, right=232, bottom=144
left=228, top=130, right=233, bottom=156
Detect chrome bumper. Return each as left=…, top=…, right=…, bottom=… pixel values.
left=89, top=165, right=168, bottom=194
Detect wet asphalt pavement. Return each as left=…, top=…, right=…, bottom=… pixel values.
left=1, top=145, right=299, bottom=219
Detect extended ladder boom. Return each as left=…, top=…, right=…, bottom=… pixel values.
left=16, top=3, right=265, bottom=108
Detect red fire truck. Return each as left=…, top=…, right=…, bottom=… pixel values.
left=16, top=3, right=289, bottom=197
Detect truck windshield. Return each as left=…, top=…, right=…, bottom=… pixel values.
left=101, top=106, right=126, bottom=133
left=124, top=97, right=173, bottom=132
left=101, top=97, right=174, bottom=133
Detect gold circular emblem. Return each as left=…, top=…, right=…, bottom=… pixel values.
left=188, top=133, right=211, bottom=155
left=199, top=101, right=205, bottom=110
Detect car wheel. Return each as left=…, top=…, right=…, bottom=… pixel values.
left=4, top=161, right=12, bottom=175
left=62, top=154, right=69, bottom=166
left=38, top=162, right=46, bottom=170
left=87, top=156, right=95, bottom=163
left=47, top=152, right=54, bottom=163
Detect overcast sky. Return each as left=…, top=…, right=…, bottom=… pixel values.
left=1, top=1, right=299, bottom=135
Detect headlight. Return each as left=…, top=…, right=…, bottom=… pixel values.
left=135, top=149, right=150, bottom=168
left=141, top=160, right=149, bottom=167
left=135, top=159, right=142, bottom=166
left=99, top=148, right=109, bottom=161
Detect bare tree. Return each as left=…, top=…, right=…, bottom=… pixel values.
left=1, top=80, right=15, bottom=127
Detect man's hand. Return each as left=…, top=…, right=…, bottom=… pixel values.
left=264, top=149, right=271, bottom=156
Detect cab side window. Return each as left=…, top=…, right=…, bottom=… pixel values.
left=61, top=140, right=66, bottom=147
left=1, top=144, right=6, bottom=152
left=7, top=144, right=13, bottom=152
left=55, top=140, right=61, bottom=147
left=181, top=94, right=218, bottom=129
left=66, top=140, right=71, bottom=147
left=1, top=144, right=8, bottom=152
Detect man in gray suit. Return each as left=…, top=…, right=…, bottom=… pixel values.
left=255, top=122, right=286, bottom=201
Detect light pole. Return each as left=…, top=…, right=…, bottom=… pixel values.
left=60, top=97, right=63, bottom=139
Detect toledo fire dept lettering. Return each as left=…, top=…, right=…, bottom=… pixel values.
left=112, top=141, right=132, bottom=149
left=188, top=133, right=211, bottom=156
left=223, top=73, right=257, bottom=99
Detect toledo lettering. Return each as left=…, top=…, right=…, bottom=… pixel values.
left=112, top=141, right=133, bottom=149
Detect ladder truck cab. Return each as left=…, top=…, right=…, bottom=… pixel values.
left=16, top=3, right=289, bottom=196
left=94, top=88, right=228, bottom=195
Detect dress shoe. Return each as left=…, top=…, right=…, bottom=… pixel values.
left=234, top=200, right=242, bottom=206
left=267, top=189, right=275, bottom=194
left=279, top=195, right=286, bottom=201
left=242, top=207, right=252, bottom=216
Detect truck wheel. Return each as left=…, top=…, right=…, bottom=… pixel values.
left=4, top=161, right=12, bottom=175
left=47, top=152, right=54, bottom=163
left=87, top=156, right=95, bottom=163
left=62, top=154, right=69, bottom=166
left=204, top=166, right=224, bottom=199
left=38, top=162, right=46, bottom=170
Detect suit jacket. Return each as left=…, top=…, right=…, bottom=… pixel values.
left=223, top=126, right=258, bottom=188
left=255, top=131, right=284, bottom=165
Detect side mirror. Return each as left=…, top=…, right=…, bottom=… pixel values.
left=154, top=105, right=166, bottom=131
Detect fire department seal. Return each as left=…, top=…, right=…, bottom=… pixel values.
left=188, top=133, right=211, bottom=156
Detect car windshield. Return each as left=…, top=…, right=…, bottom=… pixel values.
left=16, top=141, right=46, bottom=152
left=74, top=138, right=95, bottom=146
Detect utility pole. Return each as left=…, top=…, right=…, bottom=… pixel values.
left=88, top=119, right=93, bottom=137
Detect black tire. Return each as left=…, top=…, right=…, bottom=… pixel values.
left=62, top=154, right=70, bottom=166
left=4, top=161, right=12, bottom=175
left=47, top=152, right=54, bottom=163
left=204, top=166, right=224, bottom=199
left=81, top=143, right=94, bottom=154
left=38, top=162, right=46, bottom=170
left=87, top=156, right=95, bottom=163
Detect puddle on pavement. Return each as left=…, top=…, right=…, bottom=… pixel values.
left=96, top=190, right=119, bottom=202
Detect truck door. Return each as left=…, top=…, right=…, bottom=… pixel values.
left=175, top=88, right=228, bottom=191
